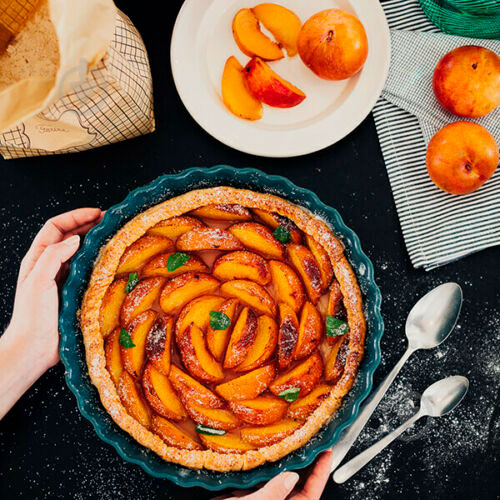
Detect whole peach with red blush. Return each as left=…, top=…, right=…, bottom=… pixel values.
left=426, top=121, right=499, bottom=195
left=433, top=46, right=500, bottom=117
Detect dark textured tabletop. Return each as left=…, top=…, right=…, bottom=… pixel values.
left=0, top=1, right=498, bottom=499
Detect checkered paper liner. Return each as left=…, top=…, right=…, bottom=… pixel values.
left=373, top=0, right=500, bottom=271
left=0, top=9, right=155, bottom=158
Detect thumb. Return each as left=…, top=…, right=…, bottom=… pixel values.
left=244, top=472, right=299, bottom=500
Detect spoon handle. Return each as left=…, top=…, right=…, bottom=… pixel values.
left=333, top=410, right=424, bottom=483
left=329, top=346, right=414, bottom=472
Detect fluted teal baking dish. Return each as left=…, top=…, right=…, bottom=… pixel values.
left=59, top=165, right=383, bottom=491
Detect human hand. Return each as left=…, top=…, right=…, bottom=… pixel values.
left=214, top=450, right=333, bottom=500
left=0, top=208, right=104, bottom=418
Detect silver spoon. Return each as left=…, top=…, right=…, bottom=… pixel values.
left=330, top=282, right=463, bottom=473
left=333, top=375, right=469, bottom=483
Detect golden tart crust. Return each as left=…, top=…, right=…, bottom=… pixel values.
left=80, top=187, right=366, bottom=471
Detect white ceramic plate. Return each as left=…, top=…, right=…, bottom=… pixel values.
left=171, top=0, right=391, bottom=157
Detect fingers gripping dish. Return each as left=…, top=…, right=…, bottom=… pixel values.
left=81, top=187, right=365, bottom=472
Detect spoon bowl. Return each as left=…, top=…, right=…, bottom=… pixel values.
left=420, top=375, right=469, bottom=417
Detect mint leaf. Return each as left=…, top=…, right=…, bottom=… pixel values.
left=119, top=328, right=135, bottom=348
left=209, top=310, right=231, bottom=330
left=195, top=424, right=226, bottom=436
left=125, top=272, right=139, bottom=293
left=278, top=387, right=300, bottom=402
left=273, top=225, right=290, bottom=243
left=326, top=315, right=349, bottom=337
left=166, top=252, right=190, bottom=272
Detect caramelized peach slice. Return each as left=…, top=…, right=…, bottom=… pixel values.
left=325, top=335, right=348, bottom=383
left=269, top=260, right=305, bottom=313
left=294, top=302, right=323, bottom=360
left=145, top=316, right=173, bottom=375
left=120, top=276, right=165, bottom=327
left=147, top=216, right=205, bottom=240
left=270, top=351, right=323, bottom=397
left=105, top=327, right=123, bottom=385
left=240, top=419, right=302, bottom=447
left=286, top=384, right=331, bottom=421
left=117, top=235, right=174, bottom=274
left=252, top=3, right=302, bottom=57
left=200, top=432, right=256, bottom=453
left=100, top=278, right=128, bottom=337
left=223, top=307, right=258, bottom=369
left=305, top=234, right=333, bottom=291
left=121, top=310, right=157, bottom=379
left=177, top=323, right=224, bottom=383
left=277, top=302, right=299, bottom=370
left=159, top=272, right=219, bottom=314
left=229, top=395, right=287, bottom=425
left=175, top=295, right=225, bottom=340
left=176, top=227, right=243, bottom=252
left=152, top=415, right=202, bottom=450
left=244, top=57, right=306, bottom=108
left=216, top=364, right=275, bottom=401
left=142, top=362, right=187, bottom=421
left=185, top=403, right=240, bottom=431
left=252, top=208, right=302, bottom=244
left=236, top=314, right=278, bottom=372
left=117, top=371, right=151, bottom=429
left=229, top=222, right=285, bottom=259
left=190, top=203, right=252, bottom=221
left=220, top=279, right=276, bottom=316
left=169, top=365, right=223, bottom=408
left=232, top=8, right=283, bottom=61
left=206, top=298, right=239, bottom=361
left=287, top=244, right=322, bottom=303
left=142, top=252, right=209, bottom=279
left=213, top=251, right=271, bottom=285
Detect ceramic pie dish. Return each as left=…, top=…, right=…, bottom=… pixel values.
left=59, top=165, right=383, bottom=490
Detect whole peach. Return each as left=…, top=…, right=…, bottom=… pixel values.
left=433, top=46, right=500, bottom=117
left=426, top=121, right=499, bottom=195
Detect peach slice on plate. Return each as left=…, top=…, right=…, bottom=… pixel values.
left=220, top=279, right=277, bottom=316
left=216, top=364, right=275, bottom=401
left=270, top=350, right=323, bottom=397
left=252, top=3, right=302, bottom=58
left=235, top=314, right=278, bottom=372
left=177, top=323, right=224, bottom=383
left=240, top=419, right=302, bottom=447
left=142, top=251, right=209, bottom=279
left=145, top=315, right=174, bottom=375
left=294, top=301, right=323, bottom=360
left=287, top=244, right=323, bottom=304
left=229, top=395, right=288, bottom=425
left=200, top=432, right=256, bottom=453
left=269, top=260, right=305, bottom=313
left=185, top=403, right=240, bottom=431
left=286, top=384, right=331, bottom=421
left=159, top=272, right=219, bottom=314
left=190, top=203, right=252, bottom=221
left=232, top=8, right=283, bottom=61
left=277, top=302, right=299, bottom=370
left=117, top=371, right=151, bottom=429
left=147, top=216, right=205, bottom=240
left=120, top=276, right=165, bottom=327
left=99, top=278, right=128, bottom=337
left=169, top=365, right=223, bottom=408
left=305, top=234, right=333, bottom=291
left=206, top=298, right=239, bottom=361
left=244, top=57, right=306, bottom=108
left=105, top=327, right=124, bottom=386
left=223, top=306, right=258, bottom=369
left=121, top=309, right=157, bottom=379
left=229, top=222, right=285, bottom=259
left=176, top=227, right=243, bottom=252
left=325, top=335, right=348, bottom=383
left=152, top=415, right=202, bottom=450
left=117, top=235, right=174, bottom=275
left=142, top=362, right=187, bottom=421
left=252, top=208, right=302, bottom=244
left=175, top=295, right=226, bottom=340
left=213, top=250, right=271, bottom=286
